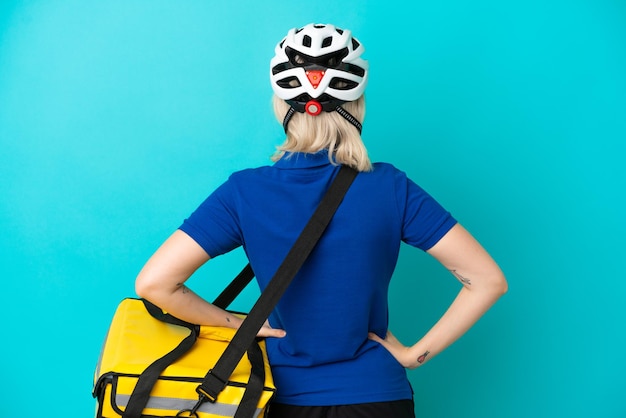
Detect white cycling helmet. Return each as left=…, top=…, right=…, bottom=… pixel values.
left=270, top=23, right=368, bottom=133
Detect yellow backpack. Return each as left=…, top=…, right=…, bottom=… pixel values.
left=93, top=297, right=274, bottom=417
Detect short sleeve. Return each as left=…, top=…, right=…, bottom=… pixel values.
left=396, top=172, right=457, bottom=250
left=178, top=179, right=243, bottom=258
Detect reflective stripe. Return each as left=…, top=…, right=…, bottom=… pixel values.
left=115, top=394, right=263, bottom=417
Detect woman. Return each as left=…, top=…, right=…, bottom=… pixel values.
left=135, top=23, right=507, bottom=418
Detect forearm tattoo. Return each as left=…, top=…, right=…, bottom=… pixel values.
left=417, top=351, right=430, bottom=364
left=450, top=270, right=471, bottom=285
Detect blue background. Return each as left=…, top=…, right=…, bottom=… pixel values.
left=1, top=1, right=625, bottom=417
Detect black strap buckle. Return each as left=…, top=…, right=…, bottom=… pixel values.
left=177, top=391, right=211, bottom=417
left=176, top=408, right=200, bottom=418
left=195, top=370, right=227, bottom=404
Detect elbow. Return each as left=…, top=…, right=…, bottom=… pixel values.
left=134, top=276, right=152, bottom=300
left=501, top=276, right=509, bottom=295
left=475, top=268, right=507, bottom=300
left=134, top=278, right=149, bottom=300
left=493, top=272, right=508, bottom=298
left=135, top=270, right=163, bottom=302
left=135, top=267, right=184, bottom=305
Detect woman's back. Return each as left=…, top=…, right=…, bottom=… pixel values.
left=179, top=150, right=456, bottom=405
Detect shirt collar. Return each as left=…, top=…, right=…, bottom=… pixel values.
left=274, top=150, right=333, bottom=169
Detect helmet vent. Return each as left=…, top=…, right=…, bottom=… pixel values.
left=314, top=24, right=326, bottom=29
left=277, top=76, right=302, bottom=89
left=330, top=78, right=358, bottom=90
left=336, top=28, right=344, bottom=35
left=303, top=35, right=312, bottom=47
left=322, top=37, right=333, bottom=48
left=272, top=62, right=289, bottom=75
left=352, top=38, right=360, bottom=50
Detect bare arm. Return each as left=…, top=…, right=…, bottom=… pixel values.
left=369, top=223, right=507, bottom=369
left=135, top=230, right=286, bottom=338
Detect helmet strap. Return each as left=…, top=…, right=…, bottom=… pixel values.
left=282, top=107, right=296, bottom=133
left=335, top=106, right=363, bottom=134
left=282, top=105, right=363, bottom=135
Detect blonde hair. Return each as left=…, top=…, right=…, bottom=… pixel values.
left=271, top=95, right=372, bottom=172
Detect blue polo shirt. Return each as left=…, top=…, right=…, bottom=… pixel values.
left=179, top=151, right=456, bottom=406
